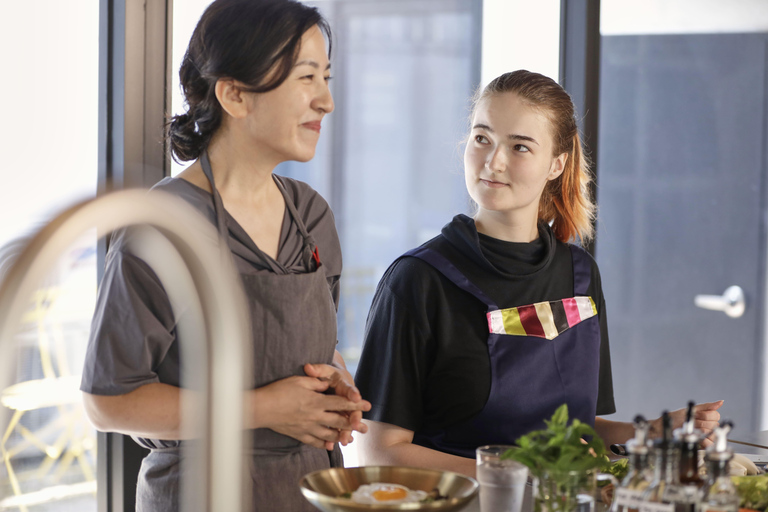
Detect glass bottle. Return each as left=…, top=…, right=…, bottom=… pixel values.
left=700, top=421, right=739, bottom=512
left=641, top=411, right=699, bottom=512
left=676, top=402, right=704, bottom=489
left=642, top=412, right=675, bottom=505
left=659, top=406, right=701, bottom=512
left=612, top=415, right=654, bottom=512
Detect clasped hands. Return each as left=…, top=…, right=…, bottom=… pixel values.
left=256, top=362, right=371, bottom=451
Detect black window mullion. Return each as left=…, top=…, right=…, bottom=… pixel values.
left=97, top=0, right=170, bottom=510
left=559, top=0, right=601, bottom=255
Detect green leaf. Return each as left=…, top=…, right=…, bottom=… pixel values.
left=501, top=447, right=517, bottom=460
left=587, top=438, right=607, bottom=458
left=607, top=458, right=629, bottom=481
left=506, top=450, right=539, bottom=471
left=571, top=423, right=598, bottom=438
left=546, top=433, right=566, bottom=448
left=551, top=404, right=569, bottom=427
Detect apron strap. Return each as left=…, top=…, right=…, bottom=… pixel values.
left=273, top=176, right=320, bottom=269
left=200, top=151, right=319, bottom=270
left=404, top=246, right=499, bottom=310
left=569, top=244, right=592, bottom=296
left=200, top=150, right=229, bottom=238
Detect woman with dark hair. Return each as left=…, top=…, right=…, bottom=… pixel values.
left=354, top=70, right=722, bottom=477
left=80, top=1, right=369, bottom=510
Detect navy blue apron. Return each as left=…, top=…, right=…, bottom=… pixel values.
left=407, top=244, right=601, bottom=458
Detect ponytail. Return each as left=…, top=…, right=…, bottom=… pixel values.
left=167, top=52, right=223, bottom=162
left=540, top=131, right=595, bottom=243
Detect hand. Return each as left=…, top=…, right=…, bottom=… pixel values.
left=254, top=375, right=370, bottom=450
left=651, top=400, right=724, bottom=447
left=580, top=437, right=597, bottom=457
left=304, top=363, right=362, bottom=404
left=691, top=400, right=724, bottom=447
left=304, top=363, right=371, bottom=449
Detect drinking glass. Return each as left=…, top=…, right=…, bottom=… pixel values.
left=476, top=445, right=529, bottom=512
left=533, top=469, right=618, bottom=512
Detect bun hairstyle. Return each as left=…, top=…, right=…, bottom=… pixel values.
left=168, top=0, right=332, bottom=162
left=471, top=70, right=595, bottom=244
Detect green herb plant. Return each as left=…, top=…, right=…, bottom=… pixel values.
left=606, top=458, right=630, bottom=483
left=502, top=404, right=610, bottom=512
left=732, top=474, right=768, bottom=512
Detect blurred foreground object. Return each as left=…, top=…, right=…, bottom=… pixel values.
left=0, top=190, right=251, bottom=512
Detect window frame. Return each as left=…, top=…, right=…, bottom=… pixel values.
left=559, top=0, right=601, bottom=255
left=95, top=0, right=598, bottom=508
left=97, top=0, right=171, bottom=511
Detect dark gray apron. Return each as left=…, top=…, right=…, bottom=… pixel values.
left=136, top=151, right=342, bottom=511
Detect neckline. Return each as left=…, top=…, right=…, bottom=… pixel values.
left=447, top=214, right=557, bottom=279
left=197, top=151, right=315, bottom=271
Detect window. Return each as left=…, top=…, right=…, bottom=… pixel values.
left=169, top=0, right=480, bottom=469
left=0, top=2, right=100, bottom=510
left=597, top=0, right=768, bottom=432
left=286, top=0, right=481, bottom=374
left=170, top=0, right=481, bottom=376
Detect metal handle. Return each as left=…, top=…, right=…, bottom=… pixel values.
left=694, top=285, right=745, bottom=318
left=0, top=190, right=251, bottom=512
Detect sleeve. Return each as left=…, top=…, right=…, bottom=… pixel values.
left=354, top=258, right=432, bottom=432
left=592, top=261, right=616, bottom=415
left=80, top=235, right=177, bottom=396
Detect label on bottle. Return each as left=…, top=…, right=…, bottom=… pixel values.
left=615, top=488, right=645, bottom=508
left=640, top=502, right=675, bottom=512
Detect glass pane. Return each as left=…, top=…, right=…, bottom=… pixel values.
left=0, top=2, right=99, bottom=509
left=169, top=0, right=480, bottom=469
left=597, top=0, right=768, bottom=432
left=481, top=0, right=560, bottom=84
left=1, top=238, right=98, bottom=512
left=170, top=0, right=216, bottom=177
left=170, top=0, right=480, bottom=374
left=333, top=2, right=478, bottom=373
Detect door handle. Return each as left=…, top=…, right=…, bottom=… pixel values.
left=694, top=285, right=746, bottom=318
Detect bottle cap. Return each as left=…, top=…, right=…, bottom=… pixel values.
left=627, top=415, right=650, bottom=455
left=706, top=420, right=734, bottom=461
left=654, top=410, right=674, bottom=450
left=674, top=401, right=703, bottom=444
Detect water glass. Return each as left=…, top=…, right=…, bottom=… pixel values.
left=476, top=445, right=529, bottom=512
left=533, top=469, right=618, bottom=512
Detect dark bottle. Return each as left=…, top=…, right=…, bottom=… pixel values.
left=675, top=401, right=704, bottom=489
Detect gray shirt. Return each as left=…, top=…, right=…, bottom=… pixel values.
left=80, top=175, right=342, bottom=398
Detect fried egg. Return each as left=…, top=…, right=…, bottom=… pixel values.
left=350, top=482, right=428, bottom=504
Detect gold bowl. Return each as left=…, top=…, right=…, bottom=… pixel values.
left=299, top=465, right=479, bottom=512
